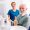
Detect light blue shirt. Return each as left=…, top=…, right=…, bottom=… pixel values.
left=17, top=14, right=28, bottom=27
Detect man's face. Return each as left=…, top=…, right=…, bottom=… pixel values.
left=12, top=3, right=16, bottom=8
left=19, top=5, right=26, bottom=12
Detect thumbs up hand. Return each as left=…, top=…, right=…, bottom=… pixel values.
left=14, top=16, right=17, bottom=26
left=14, top=16, right=17, bottom=20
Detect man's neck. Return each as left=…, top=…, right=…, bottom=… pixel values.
left=13, top=8, right=16, bottom=10
left=12, top=8, right=16, bottom=12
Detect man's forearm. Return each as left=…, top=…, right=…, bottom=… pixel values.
left=7, top=15, right=11, bottom=25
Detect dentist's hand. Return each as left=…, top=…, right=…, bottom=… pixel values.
left=14, top=17, right=17, bottom=26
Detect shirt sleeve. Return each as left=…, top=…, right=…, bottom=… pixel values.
left=8, top=10, right=11, bottom=15
left=18, top=10, right=19, bottom=15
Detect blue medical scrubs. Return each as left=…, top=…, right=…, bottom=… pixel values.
left=8, top=9, right=19, bottom=21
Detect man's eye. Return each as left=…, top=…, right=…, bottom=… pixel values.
left=22, top=8, right=24, bottom=9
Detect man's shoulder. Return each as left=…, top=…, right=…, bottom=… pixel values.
left=9, top=9, right=12, bottom=11
left=17, top=14, right=28, bottom=19
left=8, top=9, right=13, bottom=12
left=16, top=9, right=19, bottom=11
